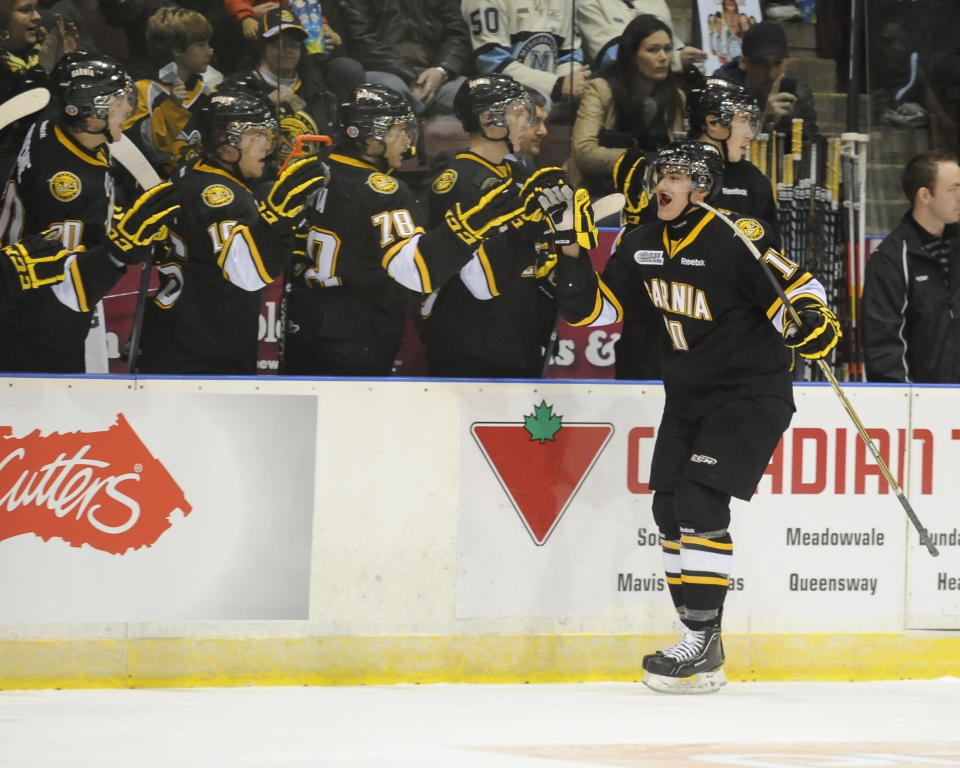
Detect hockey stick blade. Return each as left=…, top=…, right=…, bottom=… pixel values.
left=110, top=135, right=162, bottom=190
left=0, top=88, right=50, bottom=133
left=591, top=192, right=625, bottom=223
left=698, top=199, right=940, bottom=557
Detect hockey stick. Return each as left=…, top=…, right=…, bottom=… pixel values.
left=108, top=135, right=164, bottom=373
left=698, top=199, right=940, bottom=557
left=0, top=88, right=50, bottom=132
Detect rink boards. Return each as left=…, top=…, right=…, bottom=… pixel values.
left=0, top=376, right=958, bottom=688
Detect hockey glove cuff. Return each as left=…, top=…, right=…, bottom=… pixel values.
left=444, top=176, right=524, bottom=246
left=612, top=148, right=650, bottom=227
left=3, top=233, right=73, bottom=291
left=553, top=188, right=599, bottom=250
left=783, top=298, right=842, bottom=359
left=518, top=166, right=567, bottom=222
left=260, top=156, right=329, bottom=226
left=108, top=182, right=180, bottom=264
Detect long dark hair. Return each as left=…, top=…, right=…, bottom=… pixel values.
left=601, top=14, right=682, bottom=150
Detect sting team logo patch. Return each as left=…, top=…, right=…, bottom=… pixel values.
left=472, top=401, right=613, bottom=545
left=367, top=173, right=398, bottom=194
left=634, top=249, right=664, bottom=266
left=202, top=184, right=234, bottom=207
left=49, top=171, right=81, bottom=202
left=432, top=169, right=457, bottom=194
left=735, top=217, right=764, bottom=240
left=0, top=414, right=191, bottom=555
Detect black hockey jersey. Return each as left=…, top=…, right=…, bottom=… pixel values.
left=139, top=158, right=293, bottom=374
left=558, top=207, right=829, bottom=416
left=0, top=120, right=124, bottom=372
left=282, top=151, right=479, bottom=375
left=421, top=152, right=555, bottom=376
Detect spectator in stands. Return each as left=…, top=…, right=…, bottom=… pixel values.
left=39, top=0, right=91, bottom=52
left=571, top=14, right=684, bottom=197
left=577, top=0, right=706, bottom=73
left=510, top=86, right=549, bottom=172
left=713, top=20, right=819, bottom=138
left=863, top=152, right=960, bottom=383
left=337, top=0, right=470, bottom=116
left=222, top=8, right=337, bottom=168
left=124, top=7, right=213, bottom=178
left=306, top=0, right=365, bottom=104
left=462, top=0, right=589, bottom=117
left=0, top=0, right=77, bottom=166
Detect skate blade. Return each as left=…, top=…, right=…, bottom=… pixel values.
left=642, top=667, right=727, bottom=695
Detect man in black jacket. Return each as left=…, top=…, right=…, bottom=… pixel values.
left=336, top=0, right=470, bottom=115
left=863, top=151, right=960, bottom=383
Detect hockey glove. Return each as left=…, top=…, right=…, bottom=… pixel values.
left=518, top=166, right=568, bottom=222
left=612, top=148, right=650, bottom=227
left=783, top=298, right=842, bottom=359
left=3, top=233, right=73, bottom=291
left=531, top=182, right=599, bottom=250
left=444, top=176, right=525, bottom=246
left=107, top=182, right=180, bottom=264
left=260, top=156, right=329, bottom=225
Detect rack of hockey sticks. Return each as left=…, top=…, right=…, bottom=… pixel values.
left=752, top=122, right=870, bottom=382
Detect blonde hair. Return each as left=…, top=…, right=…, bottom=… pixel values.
left=146, top=7, right=212, bottom=61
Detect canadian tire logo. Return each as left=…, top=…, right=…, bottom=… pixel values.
left=0, top=414, right=191, bottom=555
left=471, top=401, right=613, bottom=545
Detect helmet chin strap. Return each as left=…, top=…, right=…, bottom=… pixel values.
left=479, top=122, right=513, bottom=154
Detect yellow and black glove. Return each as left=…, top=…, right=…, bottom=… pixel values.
left=3, top=232, right=73, bottom=292
left=525, top=175, right=599, bottom=251
left=783, top=298, right=842, bottom=359
left=444, top=176, right=524, bottom=246
left=612, top=148, right=650, bottom=227
left=107, top=182, right=180, bottom=264
left=517, top=166, right=567, bottom=222
left=259, top=156, right=329, bottom=225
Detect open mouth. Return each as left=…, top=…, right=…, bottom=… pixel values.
left=658, top=192, right=673, bottom=208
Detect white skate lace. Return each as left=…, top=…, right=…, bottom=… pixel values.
left=661, top=627, right=706, bottom=661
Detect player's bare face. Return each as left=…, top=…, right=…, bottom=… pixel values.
left=106, top=93, right=135, bottom=142
left=382, top=123, right=413, bottom=170
left=518, top=106, right=548, bottom=156
left=726, top=113, right=755, bottom=162
left=177, top=39, right=214, bottom=76
left=927, top=161, right=960, bottom=226
left=8, top=0, right=41, bottom=48
left=634, top=30, right=672, bottom=81
left=505, top=101, right=535, bottom=148
left=655, top=172, right=698, bottom=220
left=238, top=129, right=275, bottom=179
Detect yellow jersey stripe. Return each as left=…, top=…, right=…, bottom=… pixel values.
left=681, top=535, right=734, bottom=551
left=380, top=235, right=416, bottom=270
left=661, top=540, right=681, bottom=551
left=598, top=277, right=624, bottom=323
left=666, top=577, right=682, bottom=585
left=477, top=244, right=499, bottom=297
left=455, top=153, right=510, bottom=178
left=56, top=126, right=108, bottom=168
left=69, top=256, right=89, bottom=313
left=329, top=153, right=379, bottom=171
left=413, top=246, right=432, bottom=294
left=569, top=278, right=604, bottom=327
left=193, top=160, right=253, bottom=193
left=766, top=272, right=814, bottom=318
left=665, top=211, right=714, bottom=259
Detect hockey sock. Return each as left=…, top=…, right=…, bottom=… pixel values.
left=679, top=529, right=733, bottom=630
left=660, top=537, right=684, bottom=616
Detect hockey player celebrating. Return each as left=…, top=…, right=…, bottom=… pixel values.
left=138, top=87, right=327, bottom=374
left=551, top=140, right=840, bottom=693
left=613, top=76, right=777, bottom=380
left=0, top=51, right=180, bottom=373
left=422, top=74, right=562, bottom=377
left=281, top=83, right=525, bottom=376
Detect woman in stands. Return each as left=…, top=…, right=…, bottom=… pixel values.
left=571, top=13, right=684, bottom=199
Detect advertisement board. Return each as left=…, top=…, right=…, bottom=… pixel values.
left=0, top=390, right=316, bottom=621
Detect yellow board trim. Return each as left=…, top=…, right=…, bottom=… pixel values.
left=1, top=634, right=959, bottom=689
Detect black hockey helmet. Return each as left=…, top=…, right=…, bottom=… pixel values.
left=687, top=77, right=761, bottom=139
left=453, top=75, right=532, bottom=134
left=339, top=84, right=417, bottom=150
left=52, top=51, right=135, bottom=122
left=197, top=87, right=278, bottom=152
left=651, top=140, right=725, bottom=197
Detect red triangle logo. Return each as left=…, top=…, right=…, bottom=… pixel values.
left=471, top=404, right=613, bottom=545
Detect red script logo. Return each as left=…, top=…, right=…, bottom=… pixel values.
left=0, top=414, right=191, bottom=554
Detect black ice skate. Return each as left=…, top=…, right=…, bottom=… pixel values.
left=641, top=625, right=726, bottom=694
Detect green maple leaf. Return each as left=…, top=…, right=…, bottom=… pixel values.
left=524, top=400, right=563, bottom=443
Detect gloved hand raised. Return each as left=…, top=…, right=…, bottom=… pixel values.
left=521, top=171, right=599, bottom=251
left=612, top=148, right=650, bottom=227
left=444, top=175, right=525, bottom=246
left=259, top=156, right=330, bottom=226
left=107, top=181, right=180, bottom=264
left=783, top=298, right=842, bottom=359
